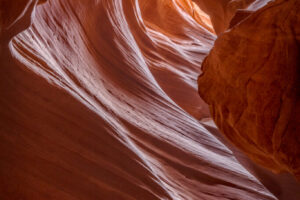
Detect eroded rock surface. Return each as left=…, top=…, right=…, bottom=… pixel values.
left=0, top=0, right=280, bottom=199
left=192, top=0, right=257, bottom=34
left=198, top=0, right=300, bottom=179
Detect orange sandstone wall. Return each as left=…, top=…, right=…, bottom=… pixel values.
left=198, top=0, right=300, bottom=179
left=0, top=0, right=278, bottom=199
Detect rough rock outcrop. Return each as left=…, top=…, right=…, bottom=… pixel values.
left=198, top=0, right=300, bottom=179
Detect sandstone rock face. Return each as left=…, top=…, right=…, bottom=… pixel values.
left=0, top=0, right=39, bottom=41
left=1, top=0, right=281, bottom=199
left=198, top=0, right=300, bottom=179
left=192, top=0, right=256, bottom=34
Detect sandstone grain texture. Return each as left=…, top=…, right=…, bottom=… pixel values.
left=198, top=0, right=300, bottom=180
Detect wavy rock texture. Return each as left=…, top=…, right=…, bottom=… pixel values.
left=198, top=0, right=300, bottom=182
left=0, top=0, right=299, bottom=199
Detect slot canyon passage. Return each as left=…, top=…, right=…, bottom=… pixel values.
left=0, top=0, right=299, bottom=199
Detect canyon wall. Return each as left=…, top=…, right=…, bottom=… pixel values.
left=0, top=0, right=299, bottom=199
left=0, top=0, right=279, bottom=199
left=198, top=0, right=300, bottom=180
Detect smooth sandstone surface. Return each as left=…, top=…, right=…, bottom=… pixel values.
left=198, top=0, right=300, bottom=181
left=0, top=0, right=299, bottom=199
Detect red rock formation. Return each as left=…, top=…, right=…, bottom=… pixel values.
left=198, top=0, right=300, bottom=180
left=1, top=0, right=299, bottom=199
left=192, top=0, right=257, bottom=34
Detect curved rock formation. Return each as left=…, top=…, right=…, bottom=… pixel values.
left=1, top=0, right=299, bottom=199
left=198, top=0, right=300, bottom=180
left=192, top=0, right=257, bottom=34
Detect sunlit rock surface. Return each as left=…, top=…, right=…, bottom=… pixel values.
left=0, top=0, right=299, bottom=199
left=198, top=0, right=300, bottom=182
left=192, top=0, right=259, bottom=34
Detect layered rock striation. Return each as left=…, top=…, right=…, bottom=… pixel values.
left=0, top=0, right=280, bottom=199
